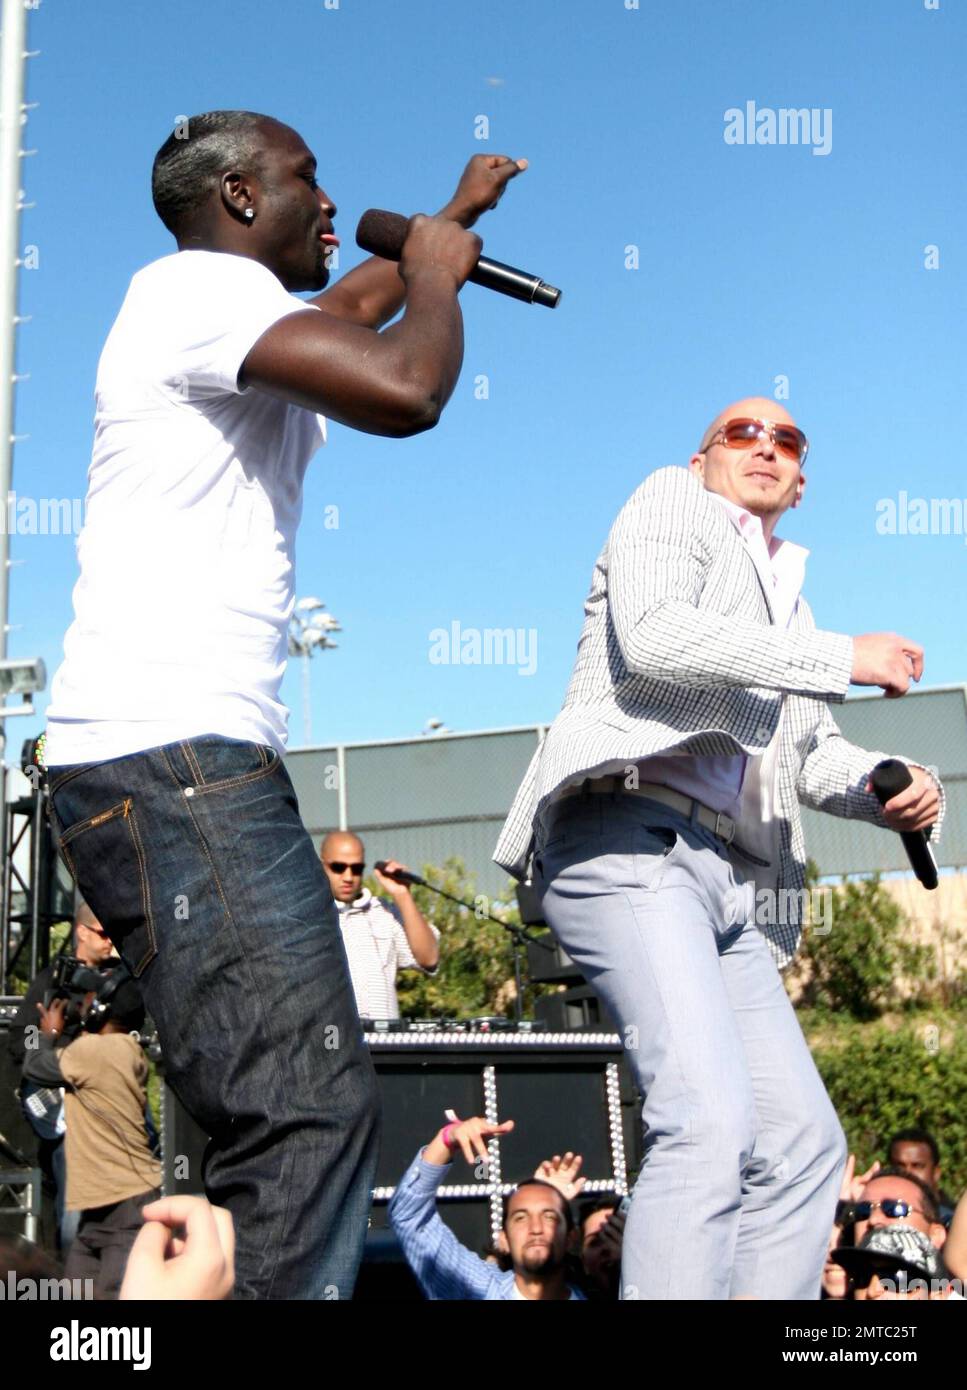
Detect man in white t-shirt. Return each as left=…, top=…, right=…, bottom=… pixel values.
left=43, top=109, right=528, bottom=1300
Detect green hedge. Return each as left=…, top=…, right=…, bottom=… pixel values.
left=803, top=1008, right=967, bottom=1196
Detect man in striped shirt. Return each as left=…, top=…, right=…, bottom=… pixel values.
left=320, top=833, right=440, bottom=1020
left=390, top=1114, right=587, bottom=1300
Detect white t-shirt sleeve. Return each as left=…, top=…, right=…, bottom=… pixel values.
left=160, top=252, right=319, bottom=399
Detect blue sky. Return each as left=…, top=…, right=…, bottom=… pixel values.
left=10, top=0, right=965, bottom=751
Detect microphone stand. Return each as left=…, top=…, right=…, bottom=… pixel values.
left=380, top=869, right=554, bottom=1025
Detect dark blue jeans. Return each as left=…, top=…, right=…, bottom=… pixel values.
left=47, top=736, right=380, bottom=1300
left=50, top=1137, right=81, bottom=1253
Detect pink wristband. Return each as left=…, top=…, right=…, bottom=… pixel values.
left=441, top=1122, right=460, bottom=1149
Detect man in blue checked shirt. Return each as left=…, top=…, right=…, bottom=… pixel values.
left=389, top=1115, right=587, bottom=1300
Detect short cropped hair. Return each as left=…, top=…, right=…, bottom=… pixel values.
left=864, top=1165, right=940, bottom=1222
left=151, top=110, right=272, bottom=236
left=888, top=1127, right=941, bottom=1167
left=105, top=978, right=146, bottom=1035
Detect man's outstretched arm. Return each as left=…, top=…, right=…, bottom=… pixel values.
left=240, top=214, right=478, bottom=437
left=609, top=467, right=926, bottom=702
left=388, top=1116, right=515, bottom=1300
left=312, top=155, right=527, bottom=329
left=792, top=599, right=943, bottom=837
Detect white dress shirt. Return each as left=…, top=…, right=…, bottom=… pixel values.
left=336, top=887, right=439, bottom=1020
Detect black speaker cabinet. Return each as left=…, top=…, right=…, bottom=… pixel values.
left=160, top=1030, right=639, bottom=1283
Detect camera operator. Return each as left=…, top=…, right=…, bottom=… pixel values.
left=21, top=968, right=161, bottom=1299
left=8, top=900, right=115, bottom=1066
left=7, top=899, right=115, bottom=1251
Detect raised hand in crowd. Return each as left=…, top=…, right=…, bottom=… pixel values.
left=842, top=1152, right=882, bottom=1203
left=822, top=1153, right=880, bottom=1299
left=36, top=996, right=69, bottom=1038
left=424, top=1114, right=515, bottom=1167
left=534, top=1151, right=587, bottom=1202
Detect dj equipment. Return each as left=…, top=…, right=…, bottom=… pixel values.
left=0, top=1007, right=53, bottom=1244
left=514, top=884, right=616, bottom=1029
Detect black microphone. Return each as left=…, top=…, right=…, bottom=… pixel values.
left=870, top=759, right=939, bottom=890
left=374, top=860, right=426, bottom=887
left=356, top=209, right=562, bottom=308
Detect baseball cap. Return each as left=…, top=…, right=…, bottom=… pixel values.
left=832, top=1224, right=943, bottom=1288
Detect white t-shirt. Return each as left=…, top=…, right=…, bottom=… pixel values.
left=45, top=250, right=325, bottom=764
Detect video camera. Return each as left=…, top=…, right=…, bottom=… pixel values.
left=48, top=955, right=133, bottom=1033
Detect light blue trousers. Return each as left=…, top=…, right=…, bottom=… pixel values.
left=534, top=791, right=847, bottom=1301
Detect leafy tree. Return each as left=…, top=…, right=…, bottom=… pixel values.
left=374, top=857, right=557, bottom=1020
left=798, top=867, right=937, bottom=1020
left=804, top=1010, right=967, bottom=1196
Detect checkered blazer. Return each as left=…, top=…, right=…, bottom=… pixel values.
left=493, top=465, right=944, bottom=967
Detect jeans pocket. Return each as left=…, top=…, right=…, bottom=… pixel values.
left=179, top=738, right=281, bottom=797
left=51, top=796, right=158, bottom=978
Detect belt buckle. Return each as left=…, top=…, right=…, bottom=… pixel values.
left=713, top=811, right=735, bottom=845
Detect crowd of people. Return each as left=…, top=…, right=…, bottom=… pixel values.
left=4, top=891, right=965, bottom=1301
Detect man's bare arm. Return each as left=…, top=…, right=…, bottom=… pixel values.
left=944, top=1191, right=967, bottom=1281
left=310, top=155, right=526, bottom=329
left=240, top=216, right=480, bottom=437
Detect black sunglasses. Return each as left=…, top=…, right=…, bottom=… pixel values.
left=853, top=1199, right=926, bottom=1221
left=326, top=861, right=365, bottom=875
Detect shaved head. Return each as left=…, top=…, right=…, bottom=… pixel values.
left=320, top=831, right=366, bottom=904
left=74, top=897, right=100, bottom=930
left=321, top=831, right=364, bottom=860
left=697, top=396, right=796, bottom=453
left=152, top=110, right=274, bottom=237
left=690, top=395, right=807, bottom=541
left=74, top=899, right=114, bottom=965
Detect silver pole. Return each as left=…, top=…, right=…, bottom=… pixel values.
left=0, top=0, right=32, bottom=741
left=302, top=648, right=311, bottom=744
left=0, top=0, right=36, bottom=987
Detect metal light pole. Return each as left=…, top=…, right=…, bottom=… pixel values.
left=288, top=596, right=340, bottom=745
left=0, top=0, right=39, bottom=760
left=0, top=3, right=47, bottom=1004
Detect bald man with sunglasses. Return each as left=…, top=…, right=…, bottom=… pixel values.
left=495, top=395, right=944, bottom=1301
